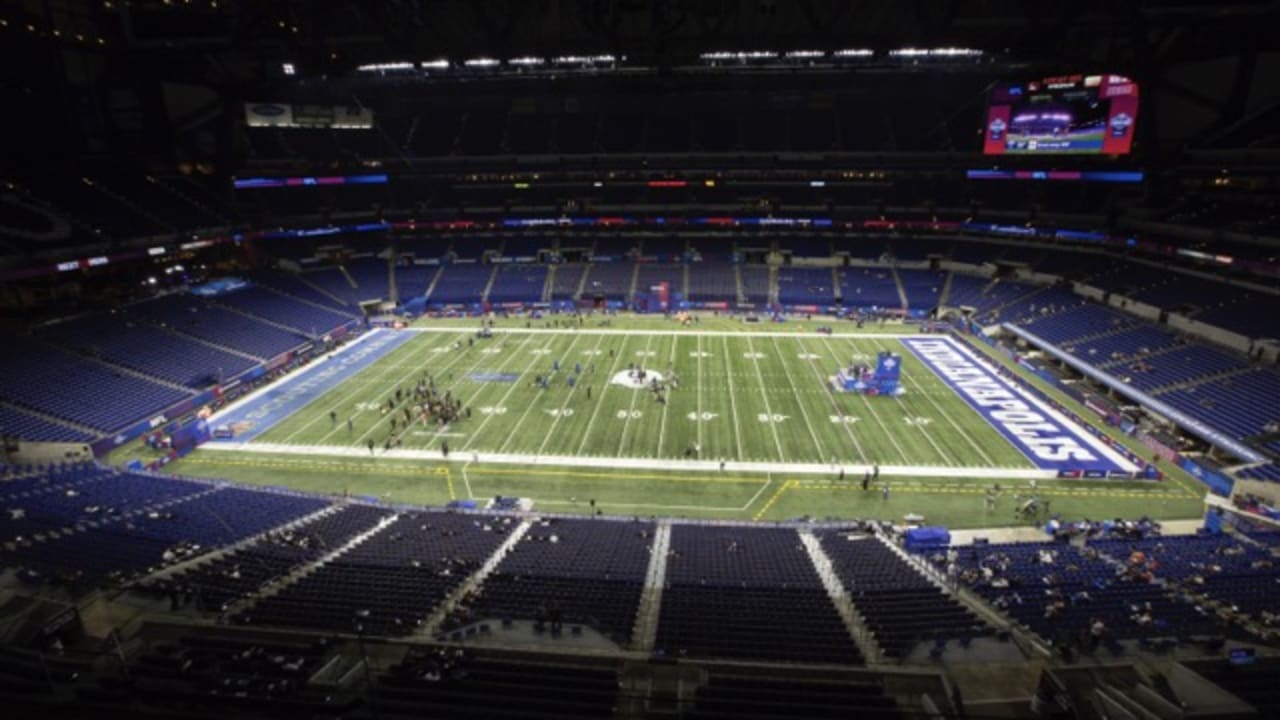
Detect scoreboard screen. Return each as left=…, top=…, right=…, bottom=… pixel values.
left=983, top=74, right=1139, bottom=155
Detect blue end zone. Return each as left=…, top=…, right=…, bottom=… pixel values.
left=901, top=337, right=1131, bottom=474
left=208, top=329, right=414, bottom=442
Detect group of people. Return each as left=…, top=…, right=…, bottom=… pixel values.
left=343, top=369, right=474, bottom=454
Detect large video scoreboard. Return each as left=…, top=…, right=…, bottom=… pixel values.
left=983, top=74, right=1139, bottom=155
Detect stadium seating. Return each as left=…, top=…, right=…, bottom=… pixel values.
left=168, top=503, right=394, bottom=611
left=580, top=263, right=634, bottom=301
left=818, top=531, right=992, bottom=659
left=0, top=404, right=96, bottom=443
left=986, top=286, right=1080, bottom=325
left=396, top=263, right=437, bottom=300
left=1109, top=344, right=1244, bottom=392
left=1019, top=304, right=1139, bottom=346
left=0, top=336, right=191, bottom=432
left=895, top=269, right=947, bottom=311
left=428, top=264, right=495, bottom=305
left=549, top=264, right=587, bottom=300
left=634, top=263, right=683, bottom=298
left=452, top=517, right=653, bottom=643
left=487, top=264, right=548, bottom=304
left=249, top=270, right=353, bottom=311
left=3, top=467, right=329, bottom=585
left=837, top=268, right=901, bottom=309
left=38, top=311, right=259, bottom=389
left=298, top=267, right=363, bottom=305
left=1161, top=369, right=1280, bottom=441
left=213, top=286, right=354, bottom=335
left=919, top=540, right=1222, bottom=646
left=739, top=266, right=770, bottom=305
left=655, top=526, right=862, bottom=664
left=1087, top=535, right=1280, bottom=623
left=1078, top=326, right=1183, bottom=367
left=343, top=258, right=393, bottom=301
left=236, top=512, right=514, bottom=636
left=777, top=267, right=835, bottom=305
left=130, top=295, right=309, bottom=360
left=687, top=262, right=739, bottom=303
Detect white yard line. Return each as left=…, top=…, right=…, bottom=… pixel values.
left=745, top=336, right=788, bottom=462
left=615, top=335, right=656, bottom=458
left=870, top=336, right=1000, bottom=467
left=767, top=336, right=827, bottom=462
left=654, top=335, right=679, bottom=459
left=695, top=335, right=704, bottom=450
left=534, top=334, right=607, bottom=456
left=415, top=334, right=546, bottom=452
left=200, top=440, right=1064, bottom=480
left=458, top=334, right=550, bottom=452
left=797, top=336, right=868, bottom=464
left=720, top=335, right=746, bottom=461
left=352, top=333, right=492, bottom=447
left=295, top=333, right=457, bottom=444
left=574, top=335, right=636, bottom=456
left=462, top=463, right=475, bottom=499
left=740, top=476, right=773, bottom=511
left=818, top=335, right=910, bottom=464
left=497, top=334, right=587, bottom=454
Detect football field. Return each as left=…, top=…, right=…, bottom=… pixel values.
left=230, top=327, right=1033, bottom=468
left=164, top=316, right=1205, bottom=527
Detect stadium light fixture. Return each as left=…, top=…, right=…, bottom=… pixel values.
left=551, top=54, right=616, bottom=65
left=281, top=62, right=296, bottom=75
left=420, top=59, right=450, bottom=70
left=784, top=50, right=825, bottom=59
left=508, top=56, right=545, bottom=66
left=699, top=51, right=778, bottom=61
left=833, top=48, right=873, bottom=58
left=356, top=61, right=415, bottom=73
left=464, top=57, right=500, bottom=68
left=889, top=47, right=982, bottom=58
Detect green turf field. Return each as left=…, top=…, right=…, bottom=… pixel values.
left=157, top=315, right=1209, bottom=528
left=249, top=327, right=1030, bottom=468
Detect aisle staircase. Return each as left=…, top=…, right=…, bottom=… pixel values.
left=889, top=266, right=909, bottom=312
left=480, top=265, right=500, bottom=303
left=225, top=511, right=401, bottom=618
left=798, top=529, right=883, bottom=663
left=542, top=265, right=557, bottom=303
left=421, top=520, right=533, bottom=635
left=630, top=522, right=672, bottom=652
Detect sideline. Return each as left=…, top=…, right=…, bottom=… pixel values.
left=199, top=440, right=1061, bottom=480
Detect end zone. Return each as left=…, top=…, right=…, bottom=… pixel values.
left=206, top=328, right=416, bottom=442
left=901, top=336, right=1140, bottom=476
